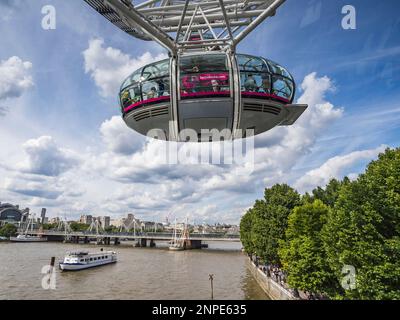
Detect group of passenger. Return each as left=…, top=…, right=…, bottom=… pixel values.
left=121, top=79, right=169, bottom=108
left=243, top=73, right=271, bottom=93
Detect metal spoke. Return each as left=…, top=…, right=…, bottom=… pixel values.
left=83, top=0, right=286, bottom=53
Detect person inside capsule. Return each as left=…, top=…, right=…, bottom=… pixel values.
left=121, top=90, right=131, bottom=109
left=147, top=87, right=157, bottom=99
left=244, top=74, right=257, bottom=92
left=262, top=75, right=271, bottom=93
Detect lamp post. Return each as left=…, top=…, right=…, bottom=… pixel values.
left=209, top=274, right=214, bottom=300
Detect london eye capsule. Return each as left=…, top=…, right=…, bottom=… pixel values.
left=84, top=0, right=308, bottom=142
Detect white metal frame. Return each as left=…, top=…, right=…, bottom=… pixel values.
left=83, top=0, right=286, bottom=56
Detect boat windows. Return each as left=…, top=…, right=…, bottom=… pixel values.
left=180, top=54, right=230, bottom=96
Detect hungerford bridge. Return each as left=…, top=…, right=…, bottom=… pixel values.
left=26, top=229, right=240, bottom=249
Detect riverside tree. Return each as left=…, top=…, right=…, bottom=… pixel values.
left=0, top=224, right=17, bottom=237
left=278, top=200, right=339, bottom=296
left=304, top=178, right=350, bottom=207
left=239, top=208, right=255, bottom=254
left=251, top=184, right=300, bottom=265
left=323, top=148, right=400, bottom=299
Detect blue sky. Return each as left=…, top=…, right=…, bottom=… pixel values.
left=0, top=0, right=399, bottom=224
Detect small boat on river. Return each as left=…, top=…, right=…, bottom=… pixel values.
left=59, top=250, right=117, bottom=271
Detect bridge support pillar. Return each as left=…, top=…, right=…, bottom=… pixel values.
left=187, top=239, right=202, bottom=249
left=84, top=236, right=89, bottom=244
left=114, top=238, right=120, bottom=245
left=150, top=239, right=156, bottom=248
left=140, top=238, right=147, bottom=247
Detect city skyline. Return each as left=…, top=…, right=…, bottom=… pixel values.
left=0, top=0, right=399, bottom=224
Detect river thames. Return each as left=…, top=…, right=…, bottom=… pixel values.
left=0, top=241, right=268, bottom=300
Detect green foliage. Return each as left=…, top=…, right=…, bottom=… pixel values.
left=241, top=184, right=300, bottom=265
left=279, top=200, right=339, bottom=295
left=305, top=178, right=350, bottom=207
left=323, top=148, right=400, bottom=299
left=0, top=224, right=17, bottom=237
left=42, top=223, right=57, bottom=230
left=69, top=222, right=89, bottom=232
left=240, top=148, right=400, bottom=300
left=239, top=208, right=255, bottom=254
left=105, top=226, right=120, bottom=233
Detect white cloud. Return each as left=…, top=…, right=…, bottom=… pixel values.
left=4, top=176, right=63, bottom=200
left=294, top=145, right=387, bottom=192
left=0, top=72, right=353, bottom=223
left=83, top=38, right=167, bottom=98
left=100, top=116, right=144, bottom=155
left=0, top=56, right=33, bottom=100
left=17, top=136, right=80, bottom=177
left=0, top=106, right=8, bottom=116
left=85, top=72, right=345, bottom=221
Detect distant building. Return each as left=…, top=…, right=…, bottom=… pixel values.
left=0, top=202, right=29, bottom=227
left=50, top=217, right=61, bottom=224
left=110, top=218, right=124, bottom=228
left=40, top=208, right=47, bottom=224
left=112, top=213, right=140, bottom=231
left=140, top=221, right=164, bottom=232
left=99, top=216, right=110, bottom=229
left=79, top=215, right=93, bottom=225
left=141, top=221, right=155, bottom=231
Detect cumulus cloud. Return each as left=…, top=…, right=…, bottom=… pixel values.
left=86, top=72, right=345, bottom=219
left=0, top=56, right=33, bottom=100
left=294, top=145, right=387, bottom=192
left=4, top=177, right=63, bottom=200
left=100, top=116, right=144, bottom=155
left=0, top=71, right=356, bottom=223
left=0, top=106, right=8, bottom=116
left=83, top=38, right=167, bottom=98
left=17, top=136, right=80, bottom=177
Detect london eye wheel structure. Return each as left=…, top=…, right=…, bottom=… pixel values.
left=83, top=0, right=308, bottom=141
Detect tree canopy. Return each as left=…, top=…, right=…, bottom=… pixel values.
left=240, top=148, right=400, bottom=300
left=0, top=224, right=17, bottom=238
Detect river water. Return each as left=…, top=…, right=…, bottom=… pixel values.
left=0, top=241, right=268, bottom=300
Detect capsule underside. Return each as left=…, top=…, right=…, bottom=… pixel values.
left=120, top=52, right=307, bottom=142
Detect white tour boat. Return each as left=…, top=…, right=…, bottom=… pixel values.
left=59, top=250, right=117, bottom=271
